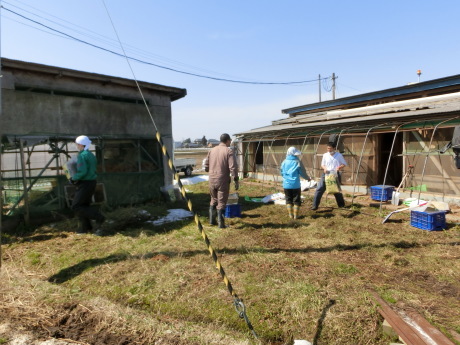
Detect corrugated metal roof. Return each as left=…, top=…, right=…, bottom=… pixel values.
left=235, top=92, right=460, bottom=137
left=282, top=74, right=460, bottom=115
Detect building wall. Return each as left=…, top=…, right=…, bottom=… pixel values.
left=241, top=127, right=460, bottom=202
left=1, top=65, right=178, bottom=185
left=2, top=89, right=171, bottom=136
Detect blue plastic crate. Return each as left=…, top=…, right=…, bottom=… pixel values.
left=370, top=185, right=395, bottom=201
left=225, top=204, right=241, bottom=218
left=410, top=210, right=446, bottom=231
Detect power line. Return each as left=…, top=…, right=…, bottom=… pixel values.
left=3, top=0, right=244, bottom=80
left=2, top=13, right=74, bottom=41
left=2, top=5, right=329, bottom=86
left=337, top=82, right=365, bottom=92
left=323, top=76, right=332, bottom=92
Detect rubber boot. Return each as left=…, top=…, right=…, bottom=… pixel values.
left=77, top=218, right=92, bottom=234
left=209, top=206, right=217, bottom=225
left=293, top=205, right=300, bottom=219
left=334, top=193, right=345, bottom=208
left=217, top=209, right=226, bottom=229
left=286, top=204, right=293, bottom=219
left=94, top=214, right=106, bottom=236
left=95, top=214, right=106, bottom=227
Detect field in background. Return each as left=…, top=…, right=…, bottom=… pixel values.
left=174, top=148, right=210, bottom=174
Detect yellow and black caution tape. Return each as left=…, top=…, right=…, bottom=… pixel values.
left=100, top=3, right=259, bottom=338
left=155, top=131, right=259, bottom=340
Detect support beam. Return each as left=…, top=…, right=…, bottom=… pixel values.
left=19, top=140, right=30, bottom=225
left=6, top=142, right=66, bottom=215
left=411, top=131, right=460, bottom=194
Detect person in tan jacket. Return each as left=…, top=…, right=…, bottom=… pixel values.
left=204, top=133, right=239, bottom=228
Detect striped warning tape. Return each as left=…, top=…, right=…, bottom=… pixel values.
left=155, top=131, right=259, bottom=340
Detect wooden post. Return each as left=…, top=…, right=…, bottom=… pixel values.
left=318, top=74, right=321, bottom=102
left=332, top=73, right=337, bottom=100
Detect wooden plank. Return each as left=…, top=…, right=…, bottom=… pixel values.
left=401, top=309, right=456, bottom=345
left=371, top=292, right=427, bottom=345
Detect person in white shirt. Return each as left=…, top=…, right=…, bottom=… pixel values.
left=311, top=142, right=347, bottom=210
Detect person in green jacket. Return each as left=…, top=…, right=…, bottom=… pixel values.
left=70, top=135, right=105, bottom=234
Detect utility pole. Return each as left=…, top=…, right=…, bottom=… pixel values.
left=318, top=74, right=321, bottom=102
left=332, top=73, right=337, bottom=100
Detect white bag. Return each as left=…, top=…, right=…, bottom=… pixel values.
left=262, top=192, right=285, bottom=203
left=63, top=156, right=78, bottom=180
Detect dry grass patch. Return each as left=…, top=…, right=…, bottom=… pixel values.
left=1, top=179, right=459, bottom=344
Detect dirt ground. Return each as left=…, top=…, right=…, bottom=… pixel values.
left=1, top=180, right=459, bottom=345
left=0, top=291, right=147, bottom=345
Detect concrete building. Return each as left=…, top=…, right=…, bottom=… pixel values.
left=0, top=58, right=186, bottom=219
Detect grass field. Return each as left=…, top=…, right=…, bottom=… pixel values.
left=1, top=179, right=459, bottom=345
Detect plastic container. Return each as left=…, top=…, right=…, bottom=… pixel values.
left=227, top=193, right=239, bottom=205
left=370, top=185, right=395, bottom=201
left=410, top=210, right=446, bottom=231
left=225, top=204, right=241, bottom=218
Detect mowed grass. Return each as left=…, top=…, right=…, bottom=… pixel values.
left=2, top=179, right=460, bottom=345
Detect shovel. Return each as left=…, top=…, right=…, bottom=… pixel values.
left=382, top=201, right=428, bottom=224
left=391, top=165, right=413, bottom=206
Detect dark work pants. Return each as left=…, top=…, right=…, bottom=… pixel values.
left=284, top=188, right=301, bottom=206
left=209, top=180, right=230, bottom=210
left=71, top=180, right=103, bottom=232
left=312, top=173, right=345, bottom=208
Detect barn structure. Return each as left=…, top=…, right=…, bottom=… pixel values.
left=235, top=75, right=460, bottom=204
left=0, top=58, right=186, bottom=222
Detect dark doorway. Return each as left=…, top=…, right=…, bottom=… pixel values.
left=378, top=132, right=403, bottom=186
left=255, top=142, right=264, bottom=165
left=244, top=142, right=264, bottom=175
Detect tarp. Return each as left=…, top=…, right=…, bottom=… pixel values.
left=262, top=192, right=285, bottom=203
left=175, top=175, right=209, bottom=185
left=147, top=209, right=194, bottom=225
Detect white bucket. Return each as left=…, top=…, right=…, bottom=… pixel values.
left=227, top=193, right=239, bottom=205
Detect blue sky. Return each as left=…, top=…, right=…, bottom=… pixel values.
left=2, top=0, right=460, bottom=142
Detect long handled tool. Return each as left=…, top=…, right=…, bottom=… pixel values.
left=382, top=201, right=428, bottom=224
left=391, top=165, right=413, bottom=206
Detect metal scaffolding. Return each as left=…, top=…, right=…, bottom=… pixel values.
left=237, top=118, right=460, bottom=204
